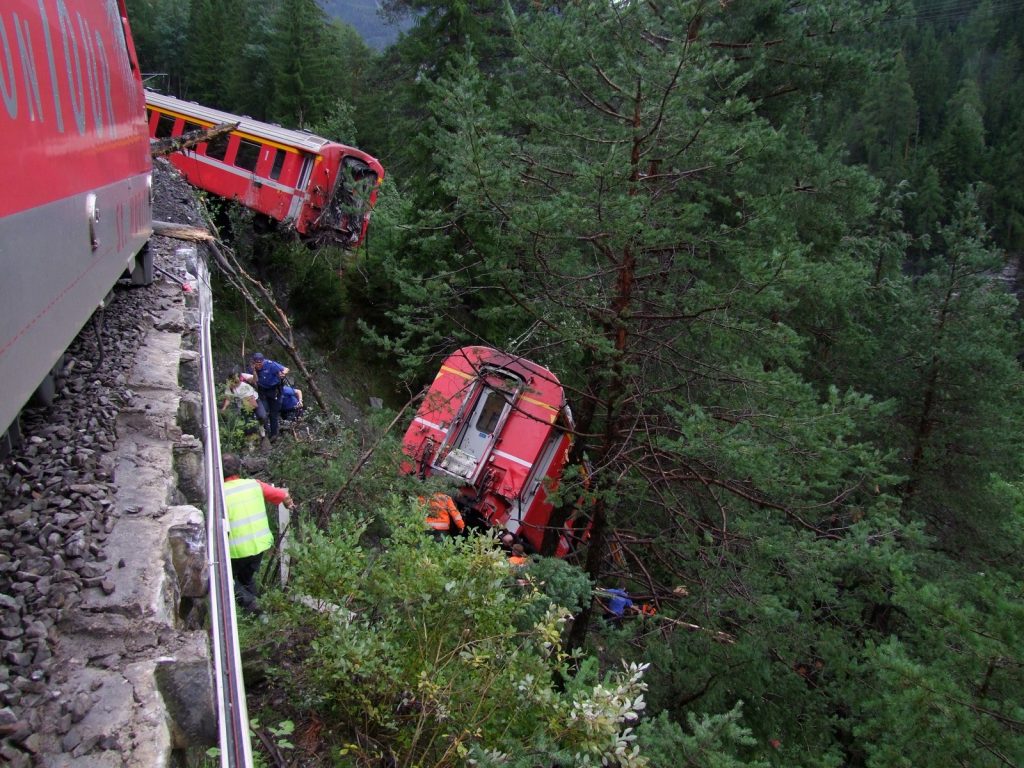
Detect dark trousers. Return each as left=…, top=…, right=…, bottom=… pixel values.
left=259, top=386, right=282, bottom=438
left=238, top=405, right=266, bottom=436
left=232, top=552, right=264, bottom=613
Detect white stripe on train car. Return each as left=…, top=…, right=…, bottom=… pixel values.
left=412, top=417, right=447, bottom=433
left=178, top=153, right=305, bottom=219
left=182, top=153, right=301, bottom=197
left=492, top=449, right=533, bottom=469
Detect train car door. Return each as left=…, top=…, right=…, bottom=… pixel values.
left=461, top=389, right=505, bottom=458
left=440, top=374, right=520, bottom=479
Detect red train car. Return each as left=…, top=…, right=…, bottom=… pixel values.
left=0, top=0, right=153, bottom=444
left=144, top=91, right=384, bottom=247
left=402, top=346, right=583, bottom=555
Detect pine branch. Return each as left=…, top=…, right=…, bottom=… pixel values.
left=150, top=122, right=238, bottom=158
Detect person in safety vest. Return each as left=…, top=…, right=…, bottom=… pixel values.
left=222, top=453, right=294, bottom=613
left=508, top=543, right=528, bottom=567
left=420, top=492, right=465, bottom=540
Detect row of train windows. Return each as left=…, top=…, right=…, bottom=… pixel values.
left=151, top=111, right=287, bottom=181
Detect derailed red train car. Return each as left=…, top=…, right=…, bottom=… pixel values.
left=0, top=0, right=153, bottom=445
left=144, top=91, right=384, bottom=247
left=402, top=346, right=584, bottom=556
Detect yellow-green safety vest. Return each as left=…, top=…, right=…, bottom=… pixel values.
left=224, top=478, right=273, bottom=559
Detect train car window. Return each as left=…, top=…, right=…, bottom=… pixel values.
left=235, top=140, right=261, bottom=172
left=184, top=121, right=203, bottom=134
left=205, top=133, right=230, bottom=161
left=269, top=149, right=286, bottom=181
left=155, top=113, right=176, bottom=139
left=297, top=155, right=314, bottom=190
left=474, top=391, right=507, bottom=435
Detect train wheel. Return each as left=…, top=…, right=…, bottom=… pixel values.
left=0, top=416, right=22, bottom=460
left=31, top=354, right=65, bottom=408
left=131, top=242, right=154, bottom=286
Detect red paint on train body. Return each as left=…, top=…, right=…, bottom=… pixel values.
left=1, top=0, right=151, bottom=218
left=0, top=0, right=153, bottom=439
left=144, top=91, right=384, bottom=247
left=402, top=346, right=585, bottom=556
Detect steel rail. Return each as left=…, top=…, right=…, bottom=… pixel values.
left=192, top=245, right=255, bottom=768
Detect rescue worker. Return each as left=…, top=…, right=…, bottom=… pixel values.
left=222, top=453, right=294, bottom=613
left=280, top=384, right=304, bottom=421
left=603, top=588, right=634, bottom=625
left=420, top=492, right=465, bottom=541
left=249, top=352, right=289, bottom=440
left=508, top=543, right=528, bottom=566
left=598, top=587, right=656, bottom=626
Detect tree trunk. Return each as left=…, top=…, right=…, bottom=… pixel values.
left=151, top=122, right=238, bottom=158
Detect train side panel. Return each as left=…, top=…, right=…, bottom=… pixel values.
left=515, top=431, right=576, bottom=554
left=0, top=0, right=153, bottom=437
left=147, top=104, right=317, bottom=228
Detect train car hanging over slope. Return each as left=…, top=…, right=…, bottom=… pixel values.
left=144, top=91, right=384, bottom=247
left=0, top=0, right=153, bottom=444
left=402, top=346, right=584, bottom=556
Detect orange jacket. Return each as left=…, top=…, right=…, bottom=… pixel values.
left=421, top=493, right=465, bottom=532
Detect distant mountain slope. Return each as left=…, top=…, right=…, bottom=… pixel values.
left=319, top=0, right=413, bottom=50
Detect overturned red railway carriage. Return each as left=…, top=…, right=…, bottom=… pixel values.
left=0, top=0, right=153, bottom=445
left=402, top=346, right=583, bottom=555
left=144, top=91, right=384, bottom=247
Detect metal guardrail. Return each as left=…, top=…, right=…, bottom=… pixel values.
left=189, top=245, right=255, bottom=768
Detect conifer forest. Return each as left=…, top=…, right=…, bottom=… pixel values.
left=129, top=0, right=1024, bottom=765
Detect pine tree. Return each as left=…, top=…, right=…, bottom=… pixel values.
left=183, top=0, right=247, bottom=107
left=268, top=0, right=336, bottom=126
left=357, top=1, right=1024, bottom=762
left=125, top=0, right=190, bottom=94
left=888, top=190, right=1024, bottom=556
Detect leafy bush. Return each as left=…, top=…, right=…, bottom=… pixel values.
left=255, top=497, right=650, bottom=766
left=509, top=554, right=593, bottom=632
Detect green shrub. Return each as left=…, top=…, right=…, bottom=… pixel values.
left=256, top=498, right=650, bottom=766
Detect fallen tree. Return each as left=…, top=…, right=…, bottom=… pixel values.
left=150, top=219, right=327, bottom=411
left=150, top=122, right=238, bottom=158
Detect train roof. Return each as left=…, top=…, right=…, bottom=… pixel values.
left=442, top=346, right=568, bottom=410
left=144, top=90, right=360, bottom=156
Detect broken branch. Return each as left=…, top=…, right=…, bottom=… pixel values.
left=150, top=122, right=238, bottom=158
